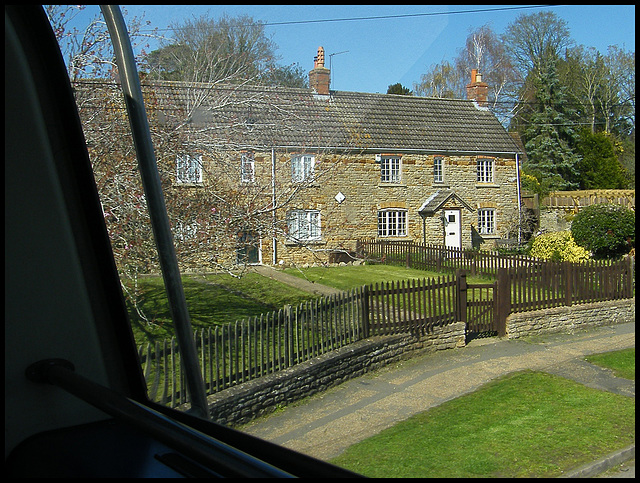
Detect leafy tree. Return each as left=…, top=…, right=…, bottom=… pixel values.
left=387, top=83, right=412, bottom=95
left=563, top=46, right=608, bottom=134
left=575, top=129, right=627, bottom=189
left=261, top=63, right=308, bottom=88
left=571, top=204, right=635, bottom=259
left=599, top=46, right=635, bottom=136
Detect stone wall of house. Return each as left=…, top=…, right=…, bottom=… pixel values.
left=506, top=298, right=635, bottom=339
left=268, top=152, right=520, bottom=266
left=200, top=321, right=467, bottom=426
left=132, top=146, right=520, bottom=271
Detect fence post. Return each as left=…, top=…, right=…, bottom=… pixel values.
left=496, top=268, right=510, bottom=337
left=564, top=262, right=573, bottom=306
left=284, top=305, right=294, bottom=367
left=456, top=270, right=467, bottom=323
left=625, top=255, right=634, bottom=298
left=361, top=285, right=370, bottom=338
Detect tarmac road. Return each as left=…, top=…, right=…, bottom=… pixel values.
left=240, top=319, right=635, bottom=477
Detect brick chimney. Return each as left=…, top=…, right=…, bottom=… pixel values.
left=309, top=46, right=330, bottom=95
left=466, top=69, right=488, bottom=107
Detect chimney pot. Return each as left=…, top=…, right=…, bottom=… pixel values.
left=466, top=69, right=488, bottom=107
left=309, top=46, right=330, bottom=95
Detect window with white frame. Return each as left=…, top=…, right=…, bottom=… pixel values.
left=434, top=157, right=444, bottom=183
left=377, top=209, right=407, bottom=237
left=176, top=154, right=202, bottom=184
left=477, top=209, right=496, bottom=235
left=287, top=210, right=321, bottom=241
left=381, top=156, right=402, bottom=183
left=241, top=152, right=255, bottom=183
left=174, top=220, right=198, bottom=242
left=291, top=154, right=315, bottom=182
left=476, top=158, right=494, bottom=183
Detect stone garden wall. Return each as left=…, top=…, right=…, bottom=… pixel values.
left=197, top=298, right=634, bottom=427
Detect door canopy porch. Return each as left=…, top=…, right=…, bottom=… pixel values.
left=418, top=189, right=474, bottom=217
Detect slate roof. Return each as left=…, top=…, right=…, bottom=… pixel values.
left=86, top=79, right=523, bottom=156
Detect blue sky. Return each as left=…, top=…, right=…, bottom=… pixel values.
left=75, top=4, right=635, bottom=94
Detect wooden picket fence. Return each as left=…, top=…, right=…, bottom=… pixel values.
left=139, top=289, right=368, bottom=407
left=356, top=238, right=538, bottom=278
left=139, top=242, right=634, bottom=407
left=139, top=276, right=463, bottom=407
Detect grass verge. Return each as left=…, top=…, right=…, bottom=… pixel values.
left=329, top=370, right=635, bottom=478
left=586, top=348, right=635, bottom=380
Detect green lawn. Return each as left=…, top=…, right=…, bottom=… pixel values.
left=125, top=272, right=316, bottom=344
left=330, top=370, right=635, bottom=478
left=586, top=348, right=635, bottom=380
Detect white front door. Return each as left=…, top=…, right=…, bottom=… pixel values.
left=444, top=209, right=461, bottom=249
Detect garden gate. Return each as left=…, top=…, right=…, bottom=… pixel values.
left=458, top=269, right=509, bottom=343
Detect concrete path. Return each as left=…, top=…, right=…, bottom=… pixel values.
left=249, top=265, right=344, bottom=297
left=240, top=320, right=635, bottom=476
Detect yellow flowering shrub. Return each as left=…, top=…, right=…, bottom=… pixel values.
left=529, top=231, right=591, bottom=263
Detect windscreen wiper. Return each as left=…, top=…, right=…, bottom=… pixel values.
left=99, top=5, right=209, bottom=420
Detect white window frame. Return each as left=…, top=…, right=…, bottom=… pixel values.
left=241, top=152, right=255, bottom=183
left=434, top=156, right=444, bottom=183
left=174, top=220, right=198, bottom=242
left=176, top=154, right=202, bottom=184
left=291, top=154, right=315, bottom=182
left=381, top=156, right=402, bottom=183
left=476, top=158, right=494, bottom=183
left=477, top=208, right=496, bottom=235
left=287, top=210, right=321, bottom=242
left=377, top=209, right=407, bottom=237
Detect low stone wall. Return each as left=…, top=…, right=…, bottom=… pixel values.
left=204, top=321, right=466, bottom=427
left=506, top=298, right=635, bottom=339
left=199, top=298, right=634, bottom=427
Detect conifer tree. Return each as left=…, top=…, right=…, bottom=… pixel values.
left=522, top=53, right=581, bottom=191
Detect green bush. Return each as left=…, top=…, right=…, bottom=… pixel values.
left=570, top=204, right=635, bottom=260
left=529, top=231, right=591, bottom=262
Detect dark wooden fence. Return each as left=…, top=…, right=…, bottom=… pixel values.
left=139, top=242, right=634, bottom=407
left=139, top=288, right=366, bottom=406
left=356, top=238, right=537, bottom=278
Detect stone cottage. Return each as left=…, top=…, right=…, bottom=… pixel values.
left=76, top=47, right=524, bottom=270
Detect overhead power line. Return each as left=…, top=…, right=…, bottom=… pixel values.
left=256, top=5, right=552, bottom=27
left=139, top=5, right=553, bottom=35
